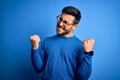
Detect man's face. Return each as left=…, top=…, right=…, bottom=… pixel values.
left=56, top=13, right=76, bottom=36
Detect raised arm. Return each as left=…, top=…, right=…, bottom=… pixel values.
left=76, top=39, right=95, bottom=80
left=30, top=35, right=45, bottom=73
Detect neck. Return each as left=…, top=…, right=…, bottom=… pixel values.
left=63, top=32, right=74, bottom=37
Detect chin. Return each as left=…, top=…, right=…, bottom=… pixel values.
left=56, top=29, right=62, bottom=34
left=56, top=31, right=63, bottom=35
left=57, top=31, right=62, bottom=35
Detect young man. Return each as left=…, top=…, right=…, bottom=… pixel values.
left=30, top=6, right=95, bottom=80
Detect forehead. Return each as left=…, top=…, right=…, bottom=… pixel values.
left=61, top=13, right=75, bottom=23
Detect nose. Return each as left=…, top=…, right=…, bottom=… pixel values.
left=58, top=20, right=64, bottom=27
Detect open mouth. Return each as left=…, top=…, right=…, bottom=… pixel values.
left=57, top=26, right=65, bottom=30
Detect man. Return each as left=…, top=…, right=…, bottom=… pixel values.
left=30, top=6, right=95, bottom=80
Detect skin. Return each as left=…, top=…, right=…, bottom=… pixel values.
left=56, top=13, right=77, bottom=37
left=30, top=13, right=95, bottom=52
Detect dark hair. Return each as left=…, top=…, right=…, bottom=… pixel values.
left=62, top=6, right=81, bottom=24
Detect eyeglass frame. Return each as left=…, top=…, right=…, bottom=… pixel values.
left=56, top=15, right=75, bottom=26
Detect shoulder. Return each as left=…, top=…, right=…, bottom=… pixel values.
left=72, top=36, right=83, bottom=45
left=44, top=35, right=58, bottom=41
left=41, top=35, right=61, bottom=49
left=42, top=35, right=58, bottom=44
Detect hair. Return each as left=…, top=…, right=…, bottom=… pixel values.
left=62, top=6, right=81, bottom=24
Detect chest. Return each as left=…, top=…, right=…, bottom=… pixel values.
left=45, top=40, right=82, bottom=59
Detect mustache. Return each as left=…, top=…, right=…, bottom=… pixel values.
left=57, top=24, right=65, bottom=30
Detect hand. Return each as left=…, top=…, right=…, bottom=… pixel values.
left=30, top=35, right=40, bottom=49
left=83, top=39, right=95, bottom=52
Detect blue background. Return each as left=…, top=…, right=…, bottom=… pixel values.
left=0, top=0, right=120, bottom=80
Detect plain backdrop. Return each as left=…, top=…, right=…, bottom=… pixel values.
left=0, top=0, right=120, bottom=80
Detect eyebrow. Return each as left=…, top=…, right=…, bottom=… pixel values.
left=60, top=17, right=73, bottom=24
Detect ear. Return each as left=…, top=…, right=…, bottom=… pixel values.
left=72, top=24, right=78, bottom=30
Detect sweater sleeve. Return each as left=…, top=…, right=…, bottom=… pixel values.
left=76, top=49, right=93, bottom=80
left=31, top=43, right=45, bottom=73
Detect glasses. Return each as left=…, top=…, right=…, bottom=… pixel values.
left=56, top=15, right=74, bottom=26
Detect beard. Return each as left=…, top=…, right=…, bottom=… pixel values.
left=56, top=24, right=73, bottom=36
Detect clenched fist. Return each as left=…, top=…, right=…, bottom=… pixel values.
left=83, top=39, right=95, bottom=52
left=30, top=35, right=40, bottom=49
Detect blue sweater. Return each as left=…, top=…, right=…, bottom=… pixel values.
left=31, top=34, right=92, bottom=80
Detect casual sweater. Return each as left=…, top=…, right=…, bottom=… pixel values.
left=31, top=34, right=92, bottom=80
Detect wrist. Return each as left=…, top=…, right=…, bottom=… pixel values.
left=84, top=51, right=94, bottom=56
